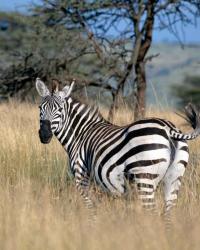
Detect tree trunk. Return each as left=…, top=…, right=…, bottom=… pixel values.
left=134, top=61, right=146, bottom=120
left=132, top=1, right=155, bottom=120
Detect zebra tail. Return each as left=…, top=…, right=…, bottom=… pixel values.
left=170, top=103, right=200, bottom=140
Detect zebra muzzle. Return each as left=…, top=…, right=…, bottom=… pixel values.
left=39, top=120, right=53, bottom=144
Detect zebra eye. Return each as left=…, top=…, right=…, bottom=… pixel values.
left=58, top=108, right=62, bottom=112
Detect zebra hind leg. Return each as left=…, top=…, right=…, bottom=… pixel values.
left=136, top=180, right=156, bottom=213
left=163, top=142, right=188, bottom=230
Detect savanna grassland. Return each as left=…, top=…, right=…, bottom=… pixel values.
left=1, top=101, right=200, bottom=250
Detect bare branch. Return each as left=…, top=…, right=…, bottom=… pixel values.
left=155, top=0, right=180, bottom=14
left=144, top=53, right=160, bottom=64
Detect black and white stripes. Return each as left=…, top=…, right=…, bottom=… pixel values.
left=36, top=78, right=200, bottom=215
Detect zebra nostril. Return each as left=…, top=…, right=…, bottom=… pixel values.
left=39, top=128, right=52, bottom=136
left=39, top=120, right=53, bottom=143
left=38, top=130, right=53, bottom=144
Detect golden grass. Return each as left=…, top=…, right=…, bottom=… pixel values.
left=1, top=101, right=200, bottom=250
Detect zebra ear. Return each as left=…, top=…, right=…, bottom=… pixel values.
left=36, top=78, right=50, bottom=97
left=60, top=80, right=75, bottom=99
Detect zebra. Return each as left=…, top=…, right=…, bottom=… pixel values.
left=36, top=77, right=200, bottom=217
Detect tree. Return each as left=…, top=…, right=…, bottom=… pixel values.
left=0, top=12, right=92, bottom=100
left=34, top=0, right=200, bottom=120
left=0, top=11, right=113, bottom=101
left=1, top=1, right=200, bottom=120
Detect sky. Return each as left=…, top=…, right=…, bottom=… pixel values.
left=0, top=0, right=200, bottom=44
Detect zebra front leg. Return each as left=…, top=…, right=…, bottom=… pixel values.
left=74, top=161, right=96, bottom=221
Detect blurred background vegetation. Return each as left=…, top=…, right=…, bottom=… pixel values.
left=0, top=1, right=200, bottom=119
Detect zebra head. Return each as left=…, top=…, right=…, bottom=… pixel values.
left=36, top=78, right=74, bottom=144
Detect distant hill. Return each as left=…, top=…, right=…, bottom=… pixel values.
left=146, top=43, right=200, bottom=108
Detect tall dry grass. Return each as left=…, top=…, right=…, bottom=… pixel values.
left=0, top=101, right=200, bottom=250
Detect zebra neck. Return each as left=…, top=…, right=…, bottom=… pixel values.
left=55, top=97, right=105, bottom=157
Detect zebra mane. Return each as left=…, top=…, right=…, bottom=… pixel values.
left=69, top=96, right=105, bottom=121
left=51, top=79, right=60, bottom=95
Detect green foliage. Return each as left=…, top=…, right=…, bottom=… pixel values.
left=1, top=12, right=85, bottom=71
left=0, top=11, right=104, bottom=100
left=174, top=75, right=200, bottom=107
